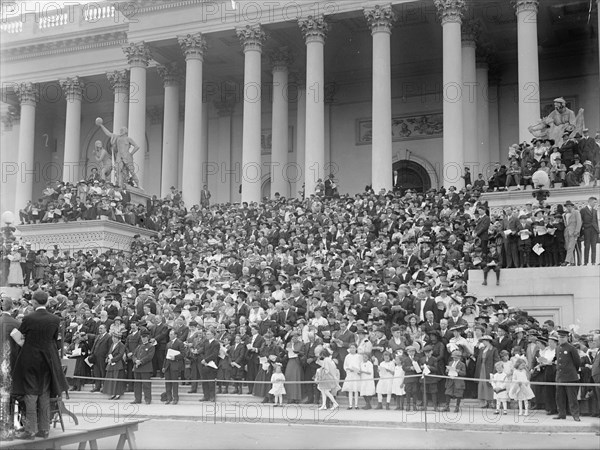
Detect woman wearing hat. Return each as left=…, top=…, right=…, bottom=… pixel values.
left=404, top=314, right=422, bottom=344
left=7, top=245, right=24, bottom=286
left=103, top=331, right=126, bottom=400
left=475, top=335, right=500, bottom=408
left=34, top=249, right=49, bottom=281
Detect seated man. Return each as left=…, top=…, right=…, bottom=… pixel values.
left=550, top=157, right=567, bottom=185
left=521, top=162, right=534, bottom=189
left=505, top=161, right=522, bottom=189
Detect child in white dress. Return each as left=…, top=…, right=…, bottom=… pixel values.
left=375, top=351, right=395, bottom=410
left=391, top=353, right=406, bottom=410
left=490, top=361, right=509, bottom=415
left=269, top=363, right=286, bottom=407
left=342, top=344, right=362, bottom=409
left=509, top=358, right=535, bottom=416
left=359, top=353, right=376, bottom=410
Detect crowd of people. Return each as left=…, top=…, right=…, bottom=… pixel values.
left=2, top=182, right=599, bottom=426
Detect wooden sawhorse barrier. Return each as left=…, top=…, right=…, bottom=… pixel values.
left=1, top=419, right=146, bottom=450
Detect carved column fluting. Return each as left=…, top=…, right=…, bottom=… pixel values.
left=236, top=24, right=267, bottom=204
left=270, top=49, right=292, bottom=198
left=14, top=83, right=38, bottom=210
left=123, top=42, right=151, bottom=188
left=157, top=63, right=182, bottom=197
left=298, top=15, right=328, bottom=197
left=461, top=18, right=479, bottom=177
left=434, top=0, right=465, bottom=186
left=514, top=0, right=540, bottom=142
left=106, top=69, right=129, bottom=136
left=365, top=4, right=396, bottom=192
left=60, top=77, right=84, bottom=184
left=179, top=32, right=207, bottom=206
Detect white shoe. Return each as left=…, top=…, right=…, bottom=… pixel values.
left=318, top=405, right=327, bottom=410
left=518, top=411, right=523, bottom=416
left=524, top=411, right=529, bottom=416
left=330, top=403, right=339, bottom=410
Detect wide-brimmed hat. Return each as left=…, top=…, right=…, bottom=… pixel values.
left=404, top=313, right=418, bottom=324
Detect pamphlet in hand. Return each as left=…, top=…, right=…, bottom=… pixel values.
left=84, top=356, right=93, bottom=367
left=533, top=243, right=545, bottom=255
left=10, top=328, right=24, bottom=347
left=166, top=348, right=181, bottom=360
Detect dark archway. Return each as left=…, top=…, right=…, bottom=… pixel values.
left=392, top=160, right=431, bottom=192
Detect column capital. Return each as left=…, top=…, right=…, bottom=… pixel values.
left=178, top=32, right=207, bottom=61
left=364, top=4, right=397, bottom=35
left=157, top=63, right=183, bottom=87
left=15, top=82, right=39, bottom=106
left=269, top=49, right=293, bottom=72
left=461, top=18, right=481, bottom=46
left=289, top=71, right=306, bottom=88
left=236, top=24, right=267, bottom=52
left=59, top=76, right=84, bottom=102
left=513, top=0, right=539, bottom=14
left=106, top=70, right=129, bottom=92
left=123, top=42, right=152, bottom=67
left=433, top=0, right=466, bottom=25
left=298, top=15, right=329, bottom=44
left=214, top=100, right=236, bottom=117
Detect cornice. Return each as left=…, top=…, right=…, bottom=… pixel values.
left=0, top=31, right=128, bottom=62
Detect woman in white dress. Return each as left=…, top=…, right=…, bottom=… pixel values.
left=375, top=352, right=395, bottom=410
left=359, top=353, right=376, bottom=410
left=7, top=246, right=24, bottom=286
left=342, top=344, right=362, bottom=409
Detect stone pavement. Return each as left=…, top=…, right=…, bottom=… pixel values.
left=61, top=396, right=600, bottom=434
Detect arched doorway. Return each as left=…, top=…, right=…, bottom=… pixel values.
left=392, top=160, right=431, bottom=192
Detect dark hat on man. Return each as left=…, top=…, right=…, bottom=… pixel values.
left=564, top=200, right=575, bottom=207
left=140, top=327, right=151, bottom=336
left=556, top=329, right=570, bottom=337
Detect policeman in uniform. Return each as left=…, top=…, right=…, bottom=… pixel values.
left=131, top=327, right=155, bottom=404
left=554, top=329, right=581, bottom=421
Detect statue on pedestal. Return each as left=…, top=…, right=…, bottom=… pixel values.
left=528, top=97, right=584, bottom=148
left=93, top=140, right=113, bottom=181
left=95, top=118, right=140, bottom=188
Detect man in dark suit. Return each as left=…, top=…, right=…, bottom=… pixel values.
left=474, top=206, right=491, bottom=257
left=413, top=288, right=436, bottom=323
left=151, top=316, right=170, bottom=377
left=163, top=329, right=184, bottom=404
left=228, top=334, right=247, bottom=394
left=277, top=300, right=298, bottom=327
left=0, top=297, right=20, bottom=437
left=201, top=329, right=220, bottom=402
left=246, top=326, right=265, bottom=394
left=331, top=317, right=355, bottom=378
left=124, top=322, right=142, bottom=392
left=352, top=282, right=371, bottom=305
left=131, top=327, right=155, bottom=404
left=421, top=311, right=441, bottom=334
left=580, top=196, right=599, bottom=265
left=554, top=329, right=581, bottom=421
left=90, top=323, right=111, bottom=392
left=11, top=290, right=69, bottom=440
left=591, top=334, right=600, bottom=418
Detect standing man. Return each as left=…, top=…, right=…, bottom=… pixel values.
left=580, top=196, right=599, bottom=265
left=163, top=329, right=184, bottom=405
left=562, top=201, right=582, bottom=266
left=0, top=297, right=20, bottom=440
left=200, top=329, right=220, bottom=402
left=11, top=291, right=69, bottom=440
left=131, top=327, right=154, bottom=405
left=89, top=324, right=111, bottom=392
left=554, top=329, right=581, bottom=421
left=474, top=205, right=491, bottom=257
left=21, top=243, right=36, bottom=286
left=124, top=321, right=142, bottom=392
left=200, top=185, right=211, bottom=209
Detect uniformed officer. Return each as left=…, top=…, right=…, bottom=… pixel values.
left=131, top=327, right=155, bottom=405
left=554, top=329, right=581, bottom=421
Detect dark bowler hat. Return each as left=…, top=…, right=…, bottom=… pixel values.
left=556, top=329, right=570, bottom=337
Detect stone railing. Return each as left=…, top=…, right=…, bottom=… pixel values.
left=481, top=185, right=600, bottom=216
left=16, top=219, right=157, bottom=254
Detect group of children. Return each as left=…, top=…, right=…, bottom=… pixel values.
left=269, top=344, right=536, bottom=414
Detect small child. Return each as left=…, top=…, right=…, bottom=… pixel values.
left=391, top=353, right=406, bottom=410
left=509, top=358, right=535, bottom=416
left=491, top=361, right=509, bottom=415
left=444, top=350, right=466, bottom=412
left=359, top=353, right=376, bottom=410
left=342, top=344, right=362, bottom=410
left=375, top=351, right=395, bottom=410
left=269, top=363, right=286, bottom=407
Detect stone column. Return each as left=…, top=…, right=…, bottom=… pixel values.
left=178, top=32, right=207, bottom=207
left=476, top=47, right=491, bottom=178
left=434, top=0, right=465, bottom=186
left=157, top=63, right=182, bottom=197
left=514, top=0, right=540, bottom=142
left=365, top=4, right=396, bottom=193
left=236, top=24, right=267, bottom=204
left=298, top=15, right=328, bottom=197
left=324, top=82, right=337, bottom=177
left=1, top=104, right=18, bottom=214
left=14, top=83, right=38, bottom=210
left=59, top=76, right=84, bottom=184
left=269, top=49, right=292, bottom=198
left=461, top=19, right=479, bottom=177
left=123, top=42, right=151, bottom=189
left=106, top=69, right=129, bottom=140
left=214, top=100, right=236, bottom=203
left=293, top=73, right=306, bottom=198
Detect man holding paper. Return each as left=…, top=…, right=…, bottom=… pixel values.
left=11, top=290, right=69, bottom=440
left=163, top=329, right=184, bottom=405
left=201, top=329, right=220, bottom=402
